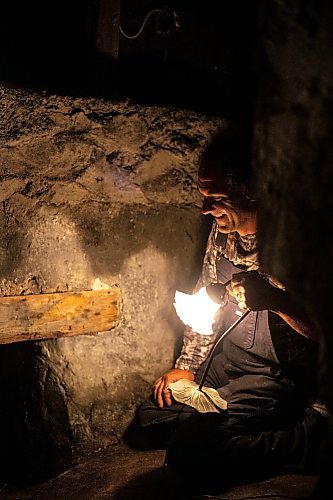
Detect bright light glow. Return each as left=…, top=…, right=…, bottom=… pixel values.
left=174, top=287, right=221, bottom=335
left=92, top=278, right=110, bottom=291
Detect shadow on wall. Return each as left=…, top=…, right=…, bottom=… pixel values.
left=71, top=203, right=211, bottom=290
left=0, top=202, right=211, bottom=291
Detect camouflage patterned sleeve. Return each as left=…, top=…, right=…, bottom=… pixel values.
left=174, top=222, right=220, bottom=373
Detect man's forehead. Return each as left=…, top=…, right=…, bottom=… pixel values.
left=197, top=173, right=231, bottom=193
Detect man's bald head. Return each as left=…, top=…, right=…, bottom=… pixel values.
left=198, top=131, right=253, bottom=197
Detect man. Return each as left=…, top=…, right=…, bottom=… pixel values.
left=132, top=132, right=328, bottom=492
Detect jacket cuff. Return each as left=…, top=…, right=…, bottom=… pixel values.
left=174, top=358, right=197, bottom=374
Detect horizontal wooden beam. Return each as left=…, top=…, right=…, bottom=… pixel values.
left=0, top=288, right=121, bottom=345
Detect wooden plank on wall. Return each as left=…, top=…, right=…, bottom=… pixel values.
left=0, top=288, right=121, bottom=345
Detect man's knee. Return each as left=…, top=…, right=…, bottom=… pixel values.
left=124, top=398, right=198, bottom=450
left=166, top=412, right=230, bottom=475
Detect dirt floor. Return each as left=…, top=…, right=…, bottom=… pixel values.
left=0, top=444, right=319, bottom=500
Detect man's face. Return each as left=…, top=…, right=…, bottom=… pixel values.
left=197, top=173, right=256, bottom=236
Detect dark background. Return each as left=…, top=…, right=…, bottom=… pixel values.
left=0, top=1, right=257, bottom=118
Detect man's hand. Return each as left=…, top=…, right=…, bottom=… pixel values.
left=228, top=271, right=277, bottom=311
left=153, top=368, right=195, bottom=408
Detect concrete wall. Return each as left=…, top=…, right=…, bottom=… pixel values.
left=0, top=85, right=223, bottom=481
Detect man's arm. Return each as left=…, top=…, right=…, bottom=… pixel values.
left=265, top=287, right=317, bottom=341
left=229, top=271, right=318, bottom=342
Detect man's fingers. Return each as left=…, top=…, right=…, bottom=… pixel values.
left=238, top=299, right=248, bottom=310
left=153, top=378, right=163, bottom=404
left=156, top=380, right=166, bottom=408
left=161, top=376, right=173, bottom=406
left=163, top=387, right=172, bottom=406
left=156, top=378, right=173, bottom=408
left=153, top=377, right=162, bottom=395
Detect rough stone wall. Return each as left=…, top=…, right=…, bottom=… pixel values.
left=252, top=0, right=333, bottom=488
left=0, top=84, right=223, bottom=480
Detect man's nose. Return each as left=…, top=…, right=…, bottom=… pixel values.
left=202, top=198, right=215, bottom=215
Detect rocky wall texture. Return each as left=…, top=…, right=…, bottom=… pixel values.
left=252, top=0, right=333, bottom=492
left=0, top=84, right=224, bottom=482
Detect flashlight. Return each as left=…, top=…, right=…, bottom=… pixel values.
left=174, top=280, right=232, bottom=336
left=206, top=280, right=231, bottom=304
